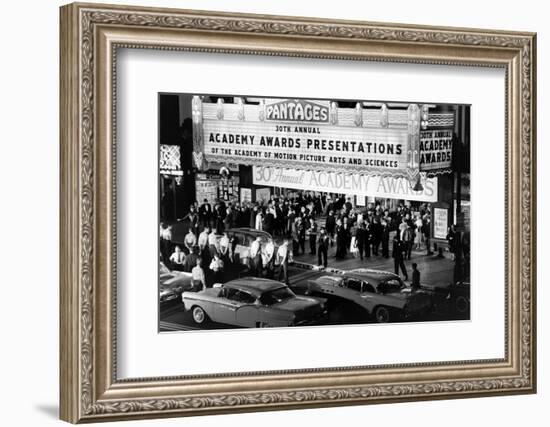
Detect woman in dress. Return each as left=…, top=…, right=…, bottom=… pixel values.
left=414, top=213, right=424, bottom=249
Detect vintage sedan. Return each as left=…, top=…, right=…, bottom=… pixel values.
left=159, top=262, right=193, bottom=304
left=420, top=280, right=470, bottom=317
left=306, top=268, right=433, bottom=323
left=449, top=281, right=470, bottom=314
left=182, top=278, right=326, bottom=327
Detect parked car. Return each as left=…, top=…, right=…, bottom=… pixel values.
left=306, top=268, right=433, bottom=323
left=448, top=281, right=470, bottom=315
left=420, top=280, right=470, bottom=316
left=221, top=228, right=291, bottom=266
left=182, top=277, right=327, bottom=327
left=159, top=262, right=193, bottom=304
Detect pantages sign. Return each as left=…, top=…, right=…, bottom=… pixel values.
left=253, top=166, right=438, bottom=203
left=191, top=96, right=454, bottom=185
left=264, top=99, right=329, bottom=122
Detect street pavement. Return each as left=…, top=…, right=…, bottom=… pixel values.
left=290, top=243, right=454, bottom=288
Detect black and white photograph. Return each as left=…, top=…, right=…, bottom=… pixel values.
left=158, top=93, right=471, bottom=331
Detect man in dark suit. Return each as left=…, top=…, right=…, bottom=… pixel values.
left=335, top=220, right=347, bottom=259
left=182, top=247, right=199, bottom=273
left=308, top=218, right=318, bottom=255
left=263, top=208, right=275, bottom=236
left=317, top=227, right=330, bottom=268
left=381, top=220, right=390, bottom=258
left=336, top=220, right=351, bottom=258
left=411, top=263, right=421, bottom=289
left=344, top=197, right=353, bottom=213
left=355, top=222, right=367, bottom=260
left=214, top=203, right=225, bottom=234
left=364, top=221, right=372, bottom=258
left=297, top=217, right=306, bottom=255
left=199, top=199, right=212, bottom=230
left=422, top=217, right=433, bottom=255
left=342, top=218, right=351, bottom=250
left=371, top=217, right=382, bottom=256
left=325, top=210, right=336, bottom=247
left=392, top=236, right=408, bottom=281
left=403, top=224, right=414, bottom=260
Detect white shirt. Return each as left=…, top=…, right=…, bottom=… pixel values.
left=191, top=265, right=205, bottom=285
left=277, top=245, right=288, bottom=264
left=184, top=232, right=197, bottom=247
left=219, top=235, right=229, bottom=248
left=219, top=235, right=230, bottom=254
left=160, top=226, right=172, bottom=241
left=262, top=241, right=275, bottom=264
left=255, top=213, right=263, bottom=230
left=169, top=251, right=185, bottom=264
left=198, top=231, right=209, bottom=248
left=208, top=232, right=218, bottom=246
left=250, top=240, right=261, bottom=257
left=209, top=258, right=224, bottom=272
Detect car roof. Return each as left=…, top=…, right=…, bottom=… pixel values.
left=226, top=228, right=272, bottom=238
left=320, top=268, right=400, bottom=286
left=224, top=277, right=285, bottom=297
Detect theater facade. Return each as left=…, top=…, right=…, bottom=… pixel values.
left=159, top=94, right=470, bottom=239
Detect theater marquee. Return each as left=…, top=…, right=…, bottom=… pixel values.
left=191, top=96, right=454, bottom=185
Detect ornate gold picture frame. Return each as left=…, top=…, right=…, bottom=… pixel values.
left=60, top=2, right=536, bottom=423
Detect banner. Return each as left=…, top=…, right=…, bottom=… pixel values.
left=433, top=207, right=449, bottom=239
left=420, top=129, right=453, bottom=171
left=195, top=178, right=218, bottom=205
left=255, top=187, right=271, bottom=203
left=159, top=144, right=182, bottom=176
left=252, top=166, right=438, bottom=202
left=240, top=187, right=252, bottom=204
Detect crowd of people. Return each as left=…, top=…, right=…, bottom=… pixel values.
left=160, top=191, right=443, bottom=287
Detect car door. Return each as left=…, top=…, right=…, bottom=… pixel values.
left=213, top=287, right=241, bottom=325
left=233, top=290, right=260, bottom=327
left=357, top=281, right=377, bottom=312
left=343, top=278, right=363, bottom=304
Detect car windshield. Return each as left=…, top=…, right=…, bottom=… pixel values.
left=260, top=287, right=295, bottom=305
left=345, top=279, right=362, bottom=292
left=377, top=279, right=405, bottom=294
